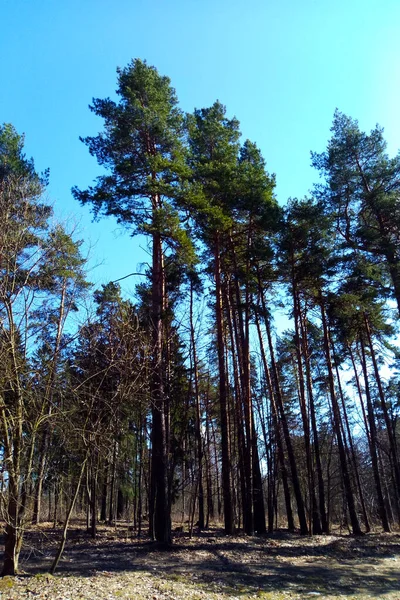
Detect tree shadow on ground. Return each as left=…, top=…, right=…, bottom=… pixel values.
left=14, top=526, right=400, bottom=597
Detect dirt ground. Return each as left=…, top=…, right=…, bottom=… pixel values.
left=1, top=524, right=399, bottom=599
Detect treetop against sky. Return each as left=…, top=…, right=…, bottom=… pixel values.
left=1, top=0, right=400, bottom=288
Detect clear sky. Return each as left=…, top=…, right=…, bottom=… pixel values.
left=2, top=0, right=400, bottom=291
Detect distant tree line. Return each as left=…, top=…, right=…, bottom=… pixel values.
left=1, top=60, right=400, bottom=576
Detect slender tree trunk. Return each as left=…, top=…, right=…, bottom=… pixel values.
left=225, top=281, right=248, bottom=533
left=109, top=440, right=117, bottom=525
left=50, top=456, right=87, bottom=575
left=1, top=318, right=24, bottom=575
left=319, top=294, right=362, bottom=535
left=359, top=341, right=391, bottom=531
left=137, top=414, right=144, bottom=537
left=150, top=219, right=171, bottom=545
left=254, top=385, right=276, bottom=532
left=89, top=452, right=98, bottom=538
left=100, top=459, right=108, bottom=522
left=252, top=421, right=266, bottom=533
left=332, top=346, right=370, bottom=533
left=117, top=488, right=124, bottom=520
left=190, top=281, right=205, bottom=530
left=32, top=429, right=50, bottom=525
left=255, top=310, right=294, bottom=532
left=204, top=378, right=214, bottom=527
left=1, top=384, right=23, bottom=574
left=301, top=312, right=328, bottom=533
left=291, top=276, right=315, bottom=535
left=229, top=237, right=255, bottom=535
left=2, top=479, right=20, bottom=576
left=364, top=313, right=400, bottom=501
left=33, top=285, right=67, bottom=526
left=53, top=479, right=59, bottom=528
left=258, top=283, right=308, bottom=534
left=214, top=233, right=234, bottom=534
left=210, top=404, right=222, bottom=518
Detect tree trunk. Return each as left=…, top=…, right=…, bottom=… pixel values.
left=2, top=480, right=20, bottom=576
left=204, top=377, right=214, bottom=527
left=190, top=281, right=205, bottom=530
left=1, top=366, right=23, bottom=575
left=225, top=281, right=249, bottom=533
left=255, top=310, right=294, bottom=532
left=50, top=456, right=87, bottom=575
left=319, top=294, right=362, bottom=535
left=32, top=429, right=50, bottom=525
left=100, top=459, right=108, bottom=522
left=150, top=226, right=171, bottom=545
left=228, top=237, right=255, bottom=535
left=300, top=312, right=328, bottom=534
left=291, top=274, right=315, bottom=535
left=109, top=440, right=117, bottom=525
left=252, top=422, right=266, bottom=533
left=258, top=283, right=308, bottom=534
left=364, top=313, right=400, bottom=501
left=214, top=233, right=234, bottom=534
left=359, top=341, right=390, bottom=531
left=333, top=346, right=370, bottom=533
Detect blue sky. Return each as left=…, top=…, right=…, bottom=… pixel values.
left=2, top=0, right=400, bottom=291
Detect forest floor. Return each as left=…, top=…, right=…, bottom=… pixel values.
left=0, top=523, right=399, bottom=599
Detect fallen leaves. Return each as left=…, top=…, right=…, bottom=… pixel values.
left=1, top=526, right=399, bottom=599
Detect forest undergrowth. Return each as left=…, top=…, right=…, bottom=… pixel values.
left=1, top=522, right=399, bottom=599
